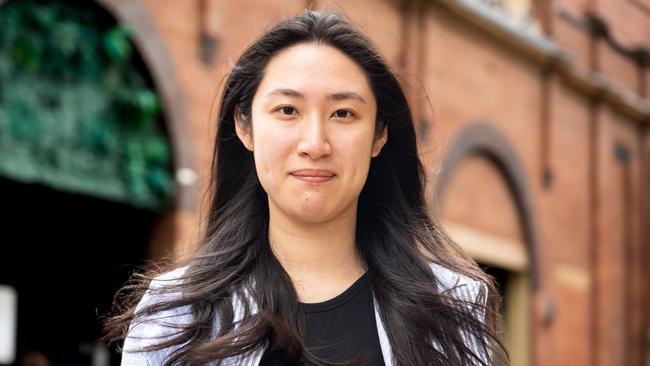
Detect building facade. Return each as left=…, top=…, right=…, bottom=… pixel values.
left=1, top=0, right=648, bottom=365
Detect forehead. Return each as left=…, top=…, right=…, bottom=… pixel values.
left=255, top=43, right=375, bottom=102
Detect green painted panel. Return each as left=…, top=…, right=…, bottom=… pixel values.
left=0, top=0, right=174, bottom=209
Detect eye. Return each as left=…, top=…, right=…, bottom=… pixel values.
left=272, top=105, right=299, bottom=120
left=278, top=106, right=297, bottom=116
left=332, top=109, right=355, bottom=119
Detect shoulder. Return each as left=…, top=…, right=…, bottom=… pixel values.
left=428, top=262, right=487, bottom=306
left=132, top=265, right=190, bottom=311
left=121, top=266, right=192, bottom=365
left=428, top=262, right=491, bottom=364
left=147, top=266, right=189, bottom=291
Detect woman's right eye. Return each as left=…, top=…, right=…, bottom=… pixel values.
left=277, top=106, right=296, bottom=115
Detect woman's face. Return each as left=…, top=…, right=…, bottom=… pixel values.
left=236, top=43, right=387, bottom=224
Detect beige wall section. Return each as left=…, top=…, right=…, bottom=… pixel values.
left=443, top=221, right=528, bottom=271
left=500, top=0, right=535, bottom=21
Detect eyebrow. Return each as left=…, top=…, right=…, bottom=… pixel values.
left=329, top=92, right=367, bottom=104
left=266, top=89, right=367, bottom=104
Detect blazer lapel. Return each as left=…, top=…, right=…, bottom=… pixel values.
left=373, top=297, right=394, bottom=366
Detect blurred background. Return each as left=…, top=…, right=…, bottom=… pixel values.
left=0, top=0, right=648, bottom=365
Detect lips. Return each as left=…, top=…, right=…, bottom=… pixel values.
left=290, top=169, right=335, bottom=184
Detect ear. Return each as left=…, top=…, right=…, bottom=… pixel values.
left=371, top=126, right=388, bottom=157
left=234, top=106, right=254, bottom=151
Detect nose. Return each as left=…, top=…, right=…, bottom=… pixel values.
left=296, top=114, right=332, bottom=160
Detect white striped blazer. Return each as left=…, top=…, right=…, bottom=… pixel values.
left=121, top=262, right=488, bottom=366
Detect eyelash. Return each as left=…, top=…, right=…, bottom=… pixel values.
left=273, top=106, right=356, bottom=119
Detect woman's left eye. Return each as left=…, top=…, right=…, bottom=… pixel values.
left=279, top=106, right=296, bottom=115
left=332, top=109, right=354, bottom=119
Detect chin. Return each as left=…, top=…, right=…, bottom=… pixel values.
left=269, top=192, right=355, bottom=224
left=293, top=203, right=333, bottom=224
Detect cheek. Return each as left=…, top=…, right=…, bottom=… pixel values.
left=252, top=124, right=294, bottom=181
left=336, top=131, right=374, bottom=178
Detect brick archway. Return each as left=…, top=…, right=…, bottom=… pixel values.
left=95, top=0, right=197, bottom=211
left=436, top=122, right=543, bottom=366
left=0, top=2, right=199, bottom=363
left=0, top=0, right=199, bottom=257
left=436, top=122, right=541, bottom=289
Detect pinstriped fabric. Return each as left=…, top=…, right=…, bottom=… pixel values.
left=430, top=263, right=489, bottom=366
left=121, top=262, right=488, bottom=365
left=121, top=267, right=252, bottom=366
left=121, top=267, right=193, bottom=366
left=374, top=263, right=488, bottom=366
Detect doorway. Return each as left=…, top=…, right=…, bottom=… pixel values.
left=0, top=177, right=154, bottom=366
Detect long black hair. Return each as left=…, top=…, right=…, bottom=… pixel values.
left=104, top=10, right=508, bottom=366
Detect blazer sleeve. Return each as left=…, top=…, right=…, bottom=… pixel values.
left=121, top=267, right=192, bottom=366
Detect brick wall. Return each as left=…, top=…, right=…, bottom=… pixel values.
left=107, top=1, right=649, bottom=364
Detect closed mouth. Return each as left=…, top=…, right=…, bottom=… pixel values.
left=290, top=169, right=336, bottom=178
left=290, top=169, right=336, bottom=183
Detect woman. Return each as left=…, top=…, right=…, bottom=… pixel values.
left=104, top=10, right=507, bottom=366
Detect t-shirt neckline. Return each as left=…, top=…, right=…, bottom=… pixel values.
left=300, top=271, right=370, bottom=313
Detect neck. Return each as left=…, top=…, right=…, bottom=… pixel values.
left=267, top=201, right=366, bottom=302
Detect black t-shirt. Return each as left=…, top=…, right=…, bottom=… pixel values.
left=260, top=272, right=385, bottom=366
